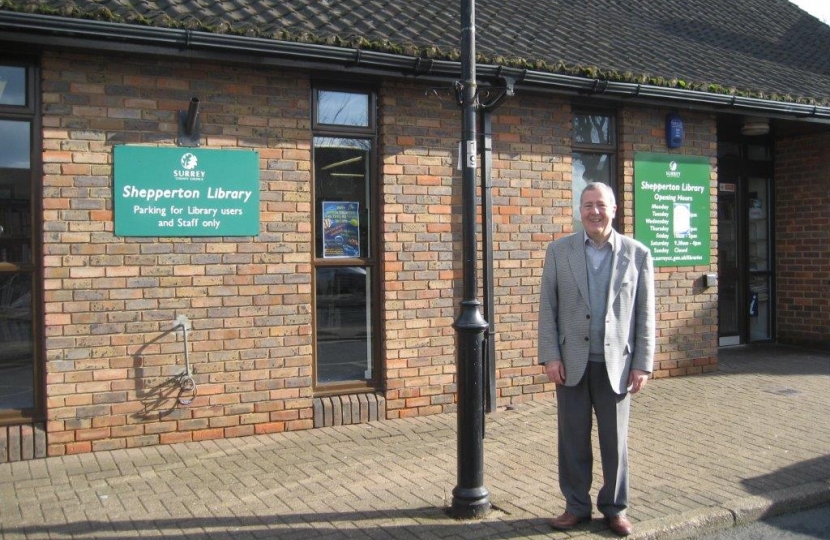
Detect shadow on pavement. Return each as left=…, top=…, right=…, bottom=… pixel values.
left=717, top=344, right=830, bottom=375
left=742, top=454, right=830, bottom=494
left=1, top=508, right=607, bottom=540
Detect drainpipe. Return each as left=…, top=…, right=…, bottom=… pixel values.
left=450, top=0, right=491, bottom=520
left=478, top=75, right=514, bottom=414
left=480, top=112, right=496, bottom=415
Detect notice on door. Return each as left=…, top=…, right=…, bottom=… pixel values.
left=114, top=146, right=260, bottom=237
left=634, top=153, right=710, bottom=267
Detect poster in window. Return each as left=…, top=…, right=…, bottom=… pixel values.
left=748, top=195, right=764, bottom=220
left=322, top=201, right=360, bottom=258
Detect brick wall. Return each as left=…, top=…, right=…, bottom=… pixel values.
left=380, top=87, right=573, bottom=412
left=41, top=52, right=315, bottom=455
left=618, top=107, right=719, bottom=376
left=379, top=83, right=461, bottom=417
left=775, top=132, right=830, bottom=347
left=488, top=96, right=573, bottom=403
left=33, top=51, right=721, bottom=459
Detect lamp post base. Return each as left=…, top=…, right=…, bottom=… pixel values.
left=450, top=486, right=491, bottom=520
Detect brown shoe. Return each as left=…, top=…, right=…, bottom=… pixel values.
left=606, top=515, right=634, bottom=536
left=548, top=511, right=591, bottom=530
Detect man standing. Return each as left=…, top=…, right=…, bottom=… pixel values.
left=537, top=182, right=655, bottom=537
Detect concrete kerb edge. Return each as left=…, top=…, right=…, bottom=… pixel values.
left=630, top=507, right=734, bottom=540
left=726, top=480, right=830, bottom=525
left=631, top=480, right=830, bottom=540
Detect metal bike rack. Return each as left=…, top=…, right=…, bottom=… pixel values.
left=174, top=315, right=197, bottom=405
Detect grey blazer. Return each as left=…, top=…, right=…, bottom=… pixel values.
left=537, top=230, right=655, bottom=394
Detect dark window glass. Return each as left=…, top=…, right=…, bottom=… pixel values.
left=313, top=88, right=376, bottom=388
left=572, top=112, right=616, bottom=232
left=314, top=137, right=371, bottom=259
left=0, top=120, right=30, bottom=168
left=0, top=70, right=36, bottom=416
left=316, top=90, right=370, bottom=127
left=573, top=151, right=614, bottom=231
left=0, top=66, right=26, bottom=107
left=574, top=113, right=612, bottom=145
left=573, top=152, right=612, bottom=186
left=0, top=121, right=32, bottom=265
left=0, top=273, right=33, bottom=410
left=315, top=267, right=372, bottom=383
left=747, top=144, right=772, bottom=162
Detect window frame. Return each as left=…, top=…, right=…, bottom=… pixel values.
left=311, top=84, right=381, bottom=395
left=571, top=108, right=619, bottom=231
left=0, top=60, right=36, bottom=114
left=0, top=60, right=43, bottom=425
left=312, top=87, right=376, bottom=132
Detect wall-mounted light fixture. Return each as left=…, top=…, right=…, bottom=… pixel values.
left=177, top=97, right=201, bottom=147
left=740, top=117, right=769, bottom=136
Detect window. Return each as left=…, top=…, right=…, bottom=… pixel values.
left=312, top=87, right=377, bottom=390
left=0, top=61, right=39, bottom=422
left=572, top=111, right=617, bottom=232
left=316, top=90, right=369, bottom=127
left=0, top=65, right=27, bottom=107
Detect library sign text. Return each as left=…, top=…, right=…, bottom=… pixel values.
left=634, top=153, right=710, bottom=267
left=114, top=146, right=259, bottom=236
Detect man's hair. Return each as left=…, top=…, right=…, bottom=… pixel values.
left=581, top=182, right=616, bottom=206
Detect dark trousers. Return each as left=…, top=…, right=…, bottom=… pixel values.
left=556, top=361, right=630, bottom=517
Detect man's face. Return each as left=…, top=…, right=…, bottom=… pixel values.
left=580, top=187, right=616, bottom=242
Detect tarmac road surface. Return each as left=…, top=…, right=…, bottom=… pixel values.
left=695, top=504, right=830, bottom=539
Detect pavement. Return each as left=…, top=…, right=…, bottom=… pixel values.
left=1, top=344, right=830, bottom=540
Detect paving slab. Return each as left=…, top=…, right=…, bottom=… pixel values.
left=1, top=344, right=829, bottom=539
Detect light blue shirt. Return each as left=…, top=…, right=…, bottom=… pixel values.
left=584, top=230, right=614, bottom=270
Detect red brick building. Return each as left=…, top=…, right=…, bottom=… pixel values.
left=1, top=0, right=828, bottom=461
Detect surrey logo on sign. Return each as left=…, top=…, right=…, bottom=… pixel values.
left=176, top=152, right=203, bottom=178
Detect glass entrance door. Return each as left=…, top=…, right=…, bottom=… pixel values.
left=717, top=184, right=742, bottom=345
left=747, top=177, right=772, bottom=341
left=716, top=131, right=774, bottom=346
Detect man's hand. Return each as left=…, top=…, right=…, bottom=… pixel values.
left=544, top=360, right=566, bottom=385
left=628, top=369, right=650, bottom=394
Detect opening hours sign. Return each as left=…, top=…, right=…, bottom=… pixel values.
left=634, top=153, right=711, bottom=267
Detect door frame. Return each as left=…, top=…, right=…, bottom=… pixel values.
left=716, top=119, right=775, bottom=346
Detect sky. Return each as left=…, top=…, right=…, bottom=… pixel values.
left=789, top=0, right=830, bottom=23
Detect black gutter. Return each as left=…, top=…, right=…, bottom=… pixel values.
left=2, top=11, right=830, bottom=123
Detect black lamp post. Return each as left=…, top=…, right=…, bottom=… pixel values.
left=450, top=0, right=491, bottom=520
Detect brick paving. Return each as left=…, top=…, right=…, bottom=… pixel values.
left=1, top=344, right=829, bottom=539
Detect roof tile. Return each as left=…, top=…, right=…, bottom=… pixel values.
left=2, top=0, right=829, bottom=103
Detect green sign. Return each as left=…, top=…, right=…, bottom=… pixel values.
left=634, top=153, right=710, bottom=267
left=114, top=146, right=260, bottom=236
